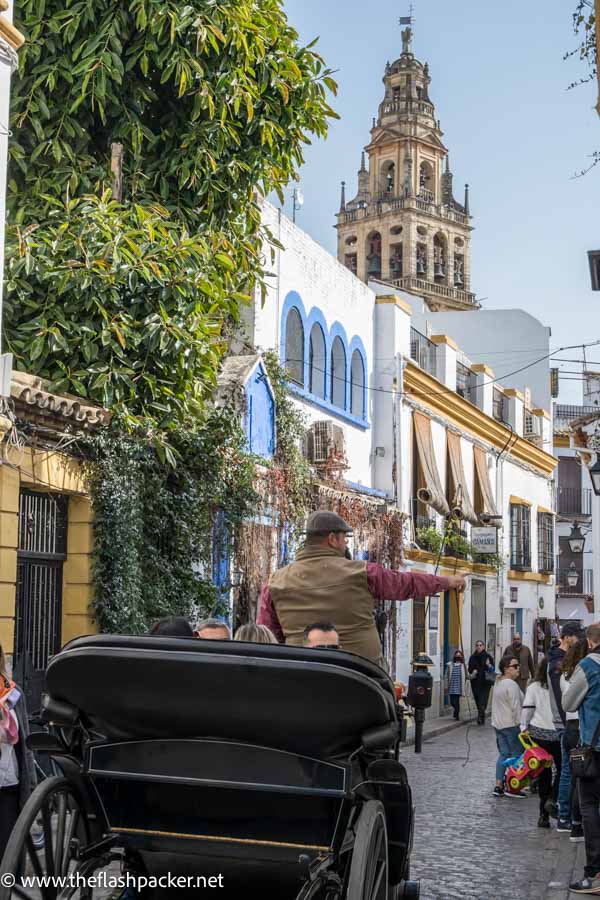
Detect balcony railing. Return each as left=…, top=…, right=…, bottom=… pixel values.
left=391, top=276, right=477, bottom=309
left=337, top=195, right=471, bottom=228
left=410, top=327, right=436, bottom=376
left=381, top=99, right=435, bottom=117
left=554, top=404, right=598, bottom=432
left=556, top=487, right=592, bottom=517
left=558, top=567, right=593, bottom=596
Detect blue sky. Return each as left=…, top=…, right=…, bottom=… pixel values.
left=280, top=0, right=600, bottom=403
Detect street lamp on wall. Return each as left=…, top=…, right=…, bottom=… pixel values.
left=589, top=458, right=600, bottom=496
left=566, top=563, right=580, bottom=590
left=568, top=523, right=586, bottom=554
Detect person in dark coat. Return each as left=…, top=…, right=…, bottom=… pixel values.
left=468, top=640, right=495, bottom=725
left=0, top=644, right=36, bottom=859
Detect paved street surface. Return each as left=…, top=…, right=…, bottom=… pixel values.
left=402, top=721, right=585, bottom=900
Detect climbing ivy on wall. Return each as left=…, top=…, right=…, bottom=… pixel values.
left=81, top=409, right=257, bottom=634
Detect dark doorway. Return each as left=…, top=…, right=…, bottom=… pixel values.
left=14, top=490, right=68, bottom=712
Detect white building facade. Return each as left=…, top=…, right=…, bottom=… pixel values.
left=240, top=201, right=557, bottom=714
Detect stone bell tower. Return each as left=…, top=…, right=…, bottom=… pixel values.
left=336, top=24, right=478, bottom=311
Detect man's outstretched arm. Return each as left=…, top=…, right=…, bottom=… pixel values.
left=257, top=584, right=285, bottom=642
left=367, top=564, right=465, bottom=601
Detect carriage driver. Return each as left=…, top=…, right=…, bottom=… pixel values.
left=258, top=511, right=465, bottom=667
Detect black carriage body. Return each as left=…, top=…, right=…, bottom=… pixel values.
left=25, top=636, right=415, bottom=898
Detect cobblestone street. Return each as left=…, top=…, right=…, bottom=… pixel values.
left=402, top=720, right=585, bottom=900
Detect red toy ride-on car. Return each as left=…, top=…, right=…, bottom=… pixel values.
left=504, top=732, right=553, bottom=794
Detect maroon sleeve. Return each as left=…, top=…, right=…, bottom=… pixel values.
left=366, top=563, right=452, bottom=601
left=257, top=584, right=285, bottom=643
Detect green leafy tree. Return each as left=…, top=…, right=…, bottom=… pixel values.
left=567, top=1, right=599, bottom=172
left=6, top=0, right=337, bottom=429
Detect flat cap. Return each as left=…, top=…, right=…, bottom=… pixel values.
left=305, top=510, right=353, bottom=535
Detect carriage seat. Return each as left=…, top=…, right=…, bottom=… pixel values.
left=45, top=635, right=399, bottom=760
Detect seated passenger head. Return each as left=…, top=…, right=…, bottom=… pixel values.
left=148, top=616, right=194, bottom=638
left=303, top=622, right=340, bottom=650
left=304, top=510, right=353, bottom=556
left=234, top=623, right=278, bottom=644
left=195, top=618, right=232, bottom=641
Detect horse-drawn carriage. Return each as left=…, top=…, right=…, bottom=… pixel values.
left=0, top=635, right=420, bottom=899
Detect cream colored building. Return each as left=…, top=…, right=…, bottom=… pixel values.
left=335, top=25, right=476, bottom=312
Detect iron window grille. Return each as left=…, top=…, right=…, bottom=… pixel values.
left=510, top=504, right=531, bottom=570
left=537, top=513, right=554, bottom=574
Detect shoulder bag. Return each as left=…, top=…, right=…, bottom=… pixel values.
left=570, top=719, right=600, bottom=780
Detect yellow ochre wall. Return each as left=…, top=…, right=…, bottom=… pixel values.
left=0, top=447, right=97, bottom=659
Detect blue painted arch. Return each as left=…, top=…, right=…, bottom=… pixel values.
left=279, top=291, right=369, bottom=426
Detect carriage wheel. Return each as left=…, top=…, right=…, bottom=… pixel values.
left=0, top=776, right=93, bottom=900
left=527, top=758, right=540, bottom=771
left=346, top=801, right=389, bottom=900
left=508, top=777, right=521, bottom=791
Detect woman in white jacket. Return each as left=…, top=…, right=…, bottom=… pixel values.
left=521, top=656, right=563, bottom=828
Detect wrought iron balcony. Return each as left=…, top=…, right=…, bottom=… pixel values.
left=556, top=487, right=592, bottom=518
left=554, top=404, right=598, bottom=432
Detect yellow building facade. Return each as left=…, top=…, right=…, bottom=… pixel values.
left=0, top=373, right=108, bottom=694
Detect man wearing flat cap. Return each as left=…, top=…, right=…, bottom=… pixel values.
left=258, top=510, right=465, bottom=666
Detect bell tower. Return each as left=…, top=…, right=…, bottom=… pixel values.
left=336, top=23, right=478, bottom=311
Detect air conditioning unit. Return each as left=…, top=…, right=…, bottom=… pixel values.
left=524, top=410, right=543, bottom=446
left=304, top=420, right=346, bottom=465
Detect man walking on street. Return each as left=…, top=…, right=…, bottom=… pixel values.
left=257, top=511, right=465, bottom=666
left=503, top=632, right=535, bottom=694
left=563, top=622, right=600, bottom=894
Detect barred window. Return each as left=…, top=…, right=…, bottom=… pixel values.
left=538, top=513, right=554, bottom=574
left=510, top=504, right=531, bottom=570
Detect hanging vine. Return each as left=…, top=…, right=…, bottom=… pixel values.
left=81, top=408, right=257, bottom=634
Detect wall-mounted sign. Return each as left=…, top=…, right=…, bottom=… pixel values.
left=471, top=526, right=498, bottom=554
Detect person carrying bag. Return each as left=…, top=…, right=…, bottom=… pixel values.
left=563, top=623, right=600, bottom=894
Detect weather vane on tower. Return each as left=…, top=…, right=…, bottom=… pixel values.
left=399, top=1, right=415, bottom=54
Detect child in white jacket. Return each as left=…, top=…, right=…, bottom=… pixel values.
left=521, top=657, right=562, bottom=828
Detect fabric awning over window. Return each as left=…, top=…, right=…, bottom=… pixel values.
left=447, top=431, right=478, bottom=525
left=413, top=411, right=450, bottom=517
left=474, top=446, right=499, bottom=518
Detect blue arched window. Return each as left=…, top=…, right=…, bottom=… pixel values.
left=309, top=324, right=326, bottom=399
left=284, top=308, right=304, bottom=386
left=350, top=349, right=366, bottom=418
left=330, top=336, right=346, bottom=409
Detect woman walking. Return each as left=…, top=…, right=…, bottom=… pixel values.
left=468, top=640, right=495, bottom=725
left=521, top=657, right=563, bottom=828
left=491, top=655, right=524, bottom=797
left=559, top=638, right=589, bottom=841
left=445, top=650, right=466, bottom=720
left=0, top=644, right=36, bottom=860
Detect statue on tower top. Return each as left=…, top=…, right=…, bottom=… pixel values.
left=399, top=8, right=414, bottom=54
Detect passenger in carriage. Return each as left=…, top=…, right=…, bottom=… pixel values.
left=195, top=618, right=232, bottom=641
left=258, top=510, right=465, bottom=666
left=234, top=623, right=278, bottom=644
left=148, top=615, right=195, bottom=637
left=303, top=622, right=341, bottom=650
